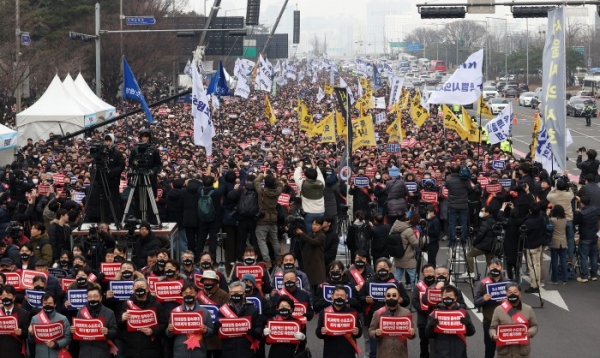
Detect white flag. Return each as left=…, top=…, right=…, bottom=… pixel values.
left=373, top=97, right=386, bottom=109
left=427, top=49, right=484, bottom=105
left=485, top=102, right=512, bottom=145
left=297, top=70, right=305, bottom=82
left=311, top=71, right=318, bottom=84
left=340, top=77, right=355, bottom=104
left=317, top=87, right=325, bottom=103
left=420, top=86, right=430, bottom=111
left=375, top=112, right=386, bottom=124
left=191, top=60, right=214, bottom=156
left=184, top=60, right=192, bottom=77
left=210, top=94, right=220, bottom=110
left=388, top=76, right=404, bottom=106
left=257, top=55, right=272, bottom=92
left=234, top=76, right=250, bottom=99
left=535, top=120, right=560, bottom=174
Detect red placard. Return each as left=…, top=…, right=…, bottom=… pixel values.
left=254, top=121, right=265, bottom=128
left=170, top=311, right=204, bottom=334
left=477, top=177, right=489, bottom=189
left=154, top=281, right=184, bottom=303
left=33, top=322, right=64, bottom=343
left=433, top=310, right=467, bottom=334
left=21, top=270, right=47, bottom=290
left=442, top=187, right=448, bottom=198
left=147, top=276, right=160, bottom=293
left=485, top=183, right=502, bottom=194
left=292, top=303, right=307, bottom=320
left=193, top=273, right=204, bottom=289
left=277, top=193, right=291, bottom=207
left=4, top=272, right=21, bottom=291
left=72, top=318, right=106, bottom=341
left=266, top=321, right=301, bottom=344
left=234, top=265, right=264, bottom=282
left=127, top=309, right=158, bottom=331
left=289, top=182, right=297, bottom=192
left=52, top=174, right=65, bottom=186
left=426, top=289, right=442, bottom=306
left=37, top=184, right=51, bottom=196
left=61, top=278, right=75, bottom=292
left=365, top=167, right=376, bottom=178
left=496, top=324, right=530, bottom=346
left=218, top=317, right=251, bottom=338
left=0, top=316, right=18, bottom=335
left=421, top=191, right=438, bottom=203
left=379, top=315, right=413, bottom=337
left=324, top=312, right=356, bottom=335
left=100, top=263, right=122, bottom=281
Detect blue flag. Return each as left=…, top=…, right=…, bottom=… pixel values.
left=123, top=58, right=153, bottom=123
left=207, top=60, right=231, bottom=96
left=372, top=66, right=382, bottom=91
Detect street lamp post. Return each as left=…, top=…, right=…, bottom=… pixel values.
left=526, top=18, right=529, bottom=85
left=487, top=16, right=508, bottom=80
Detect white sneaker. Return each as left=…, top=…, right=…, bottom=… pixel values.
left=459, top=272, right=472, bottom=279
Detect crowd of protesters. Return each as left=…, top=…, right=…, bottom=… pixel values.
left=0, top=61, right=597, bottom=358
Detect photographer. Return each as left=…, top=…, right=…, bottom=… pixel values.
left=293, top=158, right=325, bottom=233
left=445, top=164, right=474, bottom=246
left=254, top=170, right=283, bottom=268
left=9, top=169, right=34, bottom=204
left=512, top=164, right=536, bottom=219
left=573, top=196, right=599, bottom=282
left=576, top=147, right=599, bottom=183
left=547, top=179, right=575, bottom=261
left=462, top=206, right=495, bottom=278
left=84, top=133, right=125, bottom=223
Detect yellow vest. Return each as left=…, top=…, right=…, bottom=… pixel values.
left=501, top=140, right=512, bottom=153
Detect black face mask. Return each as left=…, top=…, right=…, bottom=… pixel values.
left=424, top=276, right=435, bottom=284
left=385, top=299, right=398, bottom=307
left=507, top=294, right=519, bottom=304
left=278, top=308, right=291, bottom=316
left=20, top=254, right=30, bottom=261
left=88, top=300, right=100, bottom=308
left=203, top=284, right=214, bottom=291
left=76, top=277, right=87, bottom=286
left=165, top=269, right=176, bottom=278
left=134, top=288, right=147, bottom=297
left=245, top=285, right=253, bottom=294
left=43, top=305, right=54, bottom=314
left=114, top=255, right=124, bottom=263
left=200, top=262, right=212, bottom=270
left=59, top=260, right=70, bottom=267
left=34, top=285, right=44, bottom=291
left=330, top=270, right=342, bottom=281
left=243, top=257, right=256, bottom=265
left=230, top=293, right=244, bottom=303
left=490, top=269, right=502, bottom=277
left=283, top=263, right=295, bottom=270
left=354, top=260, right=366, bottom=268
left=333, top=298, right=345, bottom=307
left=442, top=297, right=455, bottom=307
left=182, top=259, right=193, bottom=266
left=184, top=295, right=196, bottom=304
left=377, top=269, right=389, bottom=278
left=73, top=264, right=83, bottom=270
left=2, top=297, right=13, bottom=306
left=122, top=271, right=133, bottom=279
left=437, top=275, right=447, bottom=283
left=157, top=260, right=166, bottom=268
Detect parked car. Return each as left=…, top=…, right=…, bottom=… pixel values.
left=566, top=96, right=598, bottom=117
left=482, top=86, right=499, bottom=99
left=576, top=90, right=595, bottom=98
left=502, top=85, right=521, bottom=98
left=489, top=98, right=509, bottom=114
left=518, top=92, right=535, bottom=107
left=518, top=83, right=530, bottom=92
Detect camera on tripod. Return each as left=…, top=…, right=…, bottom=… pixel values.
left=87, top=224, right=100, bottom=250
left=123, top=216, right=141, bottom=241
left=89, top=144, right=110, bottom=161
left=5, top=221, right=22, bottom=243
left=130, top=144, right=153, bottom=170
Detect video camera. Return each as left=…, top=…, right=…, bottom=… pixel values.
left=285, top=214, right=306, bottom=235
left=87, top=224, right=101, bottom=250
left=5, top=221, right=23, bottom=242
left=89, top=144, right=110, bottom=161
left=130, top=143, right=153, bottom=170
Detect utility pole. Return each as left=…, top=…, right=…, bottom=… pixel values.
left=15, top=0, right=21, bottom=113
left=199, top=0, right=222, bottom=47
left=96, top=3, right=101, bottom=97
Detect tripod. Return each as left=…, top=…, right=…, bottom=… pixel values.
left=491, top=223, right=507, bottom=271
left=87, top=160, right=122, bottom=229
left=519, top=225, right=544, bottom=308
left=449, top=226, right=475, bottom=300
left=338, top=205, right=350, bottom=266
left=121, top=169, right=162, bottom=227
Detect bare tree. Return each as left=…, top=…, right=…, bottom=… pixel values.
left=442, top=21, right=486, bottom=48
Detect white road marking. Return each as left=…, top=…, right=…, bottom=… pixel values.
left=521, top=276, right=569, bottom=311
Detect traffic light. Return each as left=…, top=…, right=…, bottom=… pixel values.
left=511, top=6, right=555, bottom=18
left=69, top=31, right=97, bottom=42
left=419, top=7, right=466, bottom=19
left=246, top=0, right=260, bottom=26
left=293, top=10, right=300, bottom=44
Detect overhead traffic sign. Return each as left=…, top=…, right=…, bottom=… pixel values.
left=125, top=16, right=156, bottom=26
left=407, top=42, right=421, bottom=52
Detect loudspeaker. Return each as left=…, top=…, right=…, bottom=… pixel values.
left=293, top=10, right=300, bottom=44
left=246, top=0, right=260, bottom=26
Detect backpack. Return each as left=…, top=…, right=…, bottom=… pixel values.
left=459, top=165, right=471, bottom=180
left=542, top=214, right=553, bottom=247
left=238, top=189, right=259, bottom=218
left=387, top=228, right=410, bottom=258
left=352, top=223, right=369, bottom=252
left=198, top=189, right=216, bottom=222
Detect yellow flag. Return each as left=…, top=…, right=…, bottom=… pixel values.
left=386, top=116, right=403, bottom=143
left=336, top=112, right=347, bottom=136
left=297, top=99, right=314, bottom=136
left=352, top=116, right=376, bottom=149
left=477, top=96, right=494, bottom=119
left=264, top=96, right=277, bottom=126
left=400, top=90, right=410, bottom=110
left=324, top=83, right=333, bottom=95
left=355, top=94, right=373, bottom=115
left=409, top=91, right=429, bottom=127
left=314, top=113, right=331, bottom=135
left=443, top=105, right=468, bottom=139
left=531, top=112, right=542, bottom=159
left=462, top=106, right=481, bottom=142
left=359, top=77, right=372, bottom=94
left=321, top=113, right=336, bottom=143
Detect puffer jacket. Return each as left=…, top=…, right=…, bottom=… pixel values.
left=473, top=215, right=496, bottom=252
left=445, top=173, right=472, bottom=209
left=575, top=205, right=599, bottom=242
left=166, top=187, right=184, bottom=226
left=182, top=179, right=201, bottom=228
left=31, top=233, right=53, bottom=263
left=390, top=220, right=419, bottom=269
left=254, top=174, right=283, bottom=225
left=385, top=178, right=408, bottom=216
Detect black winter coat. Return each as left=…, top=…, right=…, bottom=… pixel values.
left=315, top=305, right=362, bottom=358
left=523, top=213, right=545, bottom=249
left=576, top=155, right=600, bottom=182
left=425, top=304, right=476, bottom=358
left=165, top=187, right=184, bottom=226
left=219, top=302, right=262, bottom=358
left=575, top=205, right=599, bottom=242
left=117, top=295, right=168, bottom=358
left=182, top=179, right=201, bottom=228
left=323, top=227, right=339, bottom=268
left=473, top=215, right=496, bottom=252
left=370, top=223, right=390, bottom=260
left=445, top=174, right=473, bottom=209
left=135, top=232, right=163, bottom=268
left=77, top=304, right=118, bottom=358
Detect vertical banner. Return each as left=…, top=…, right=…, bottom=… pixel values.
left=542, top=7, right=566, bottom=171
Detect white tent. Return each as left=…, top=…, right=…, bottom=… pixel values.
left=0, top=124, right=17, bottom=166
left=74, top=73, right=116, bottom=121
left=16, top=74, right=97, bottom=146
left=63, top=74, right=106, bottom=127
